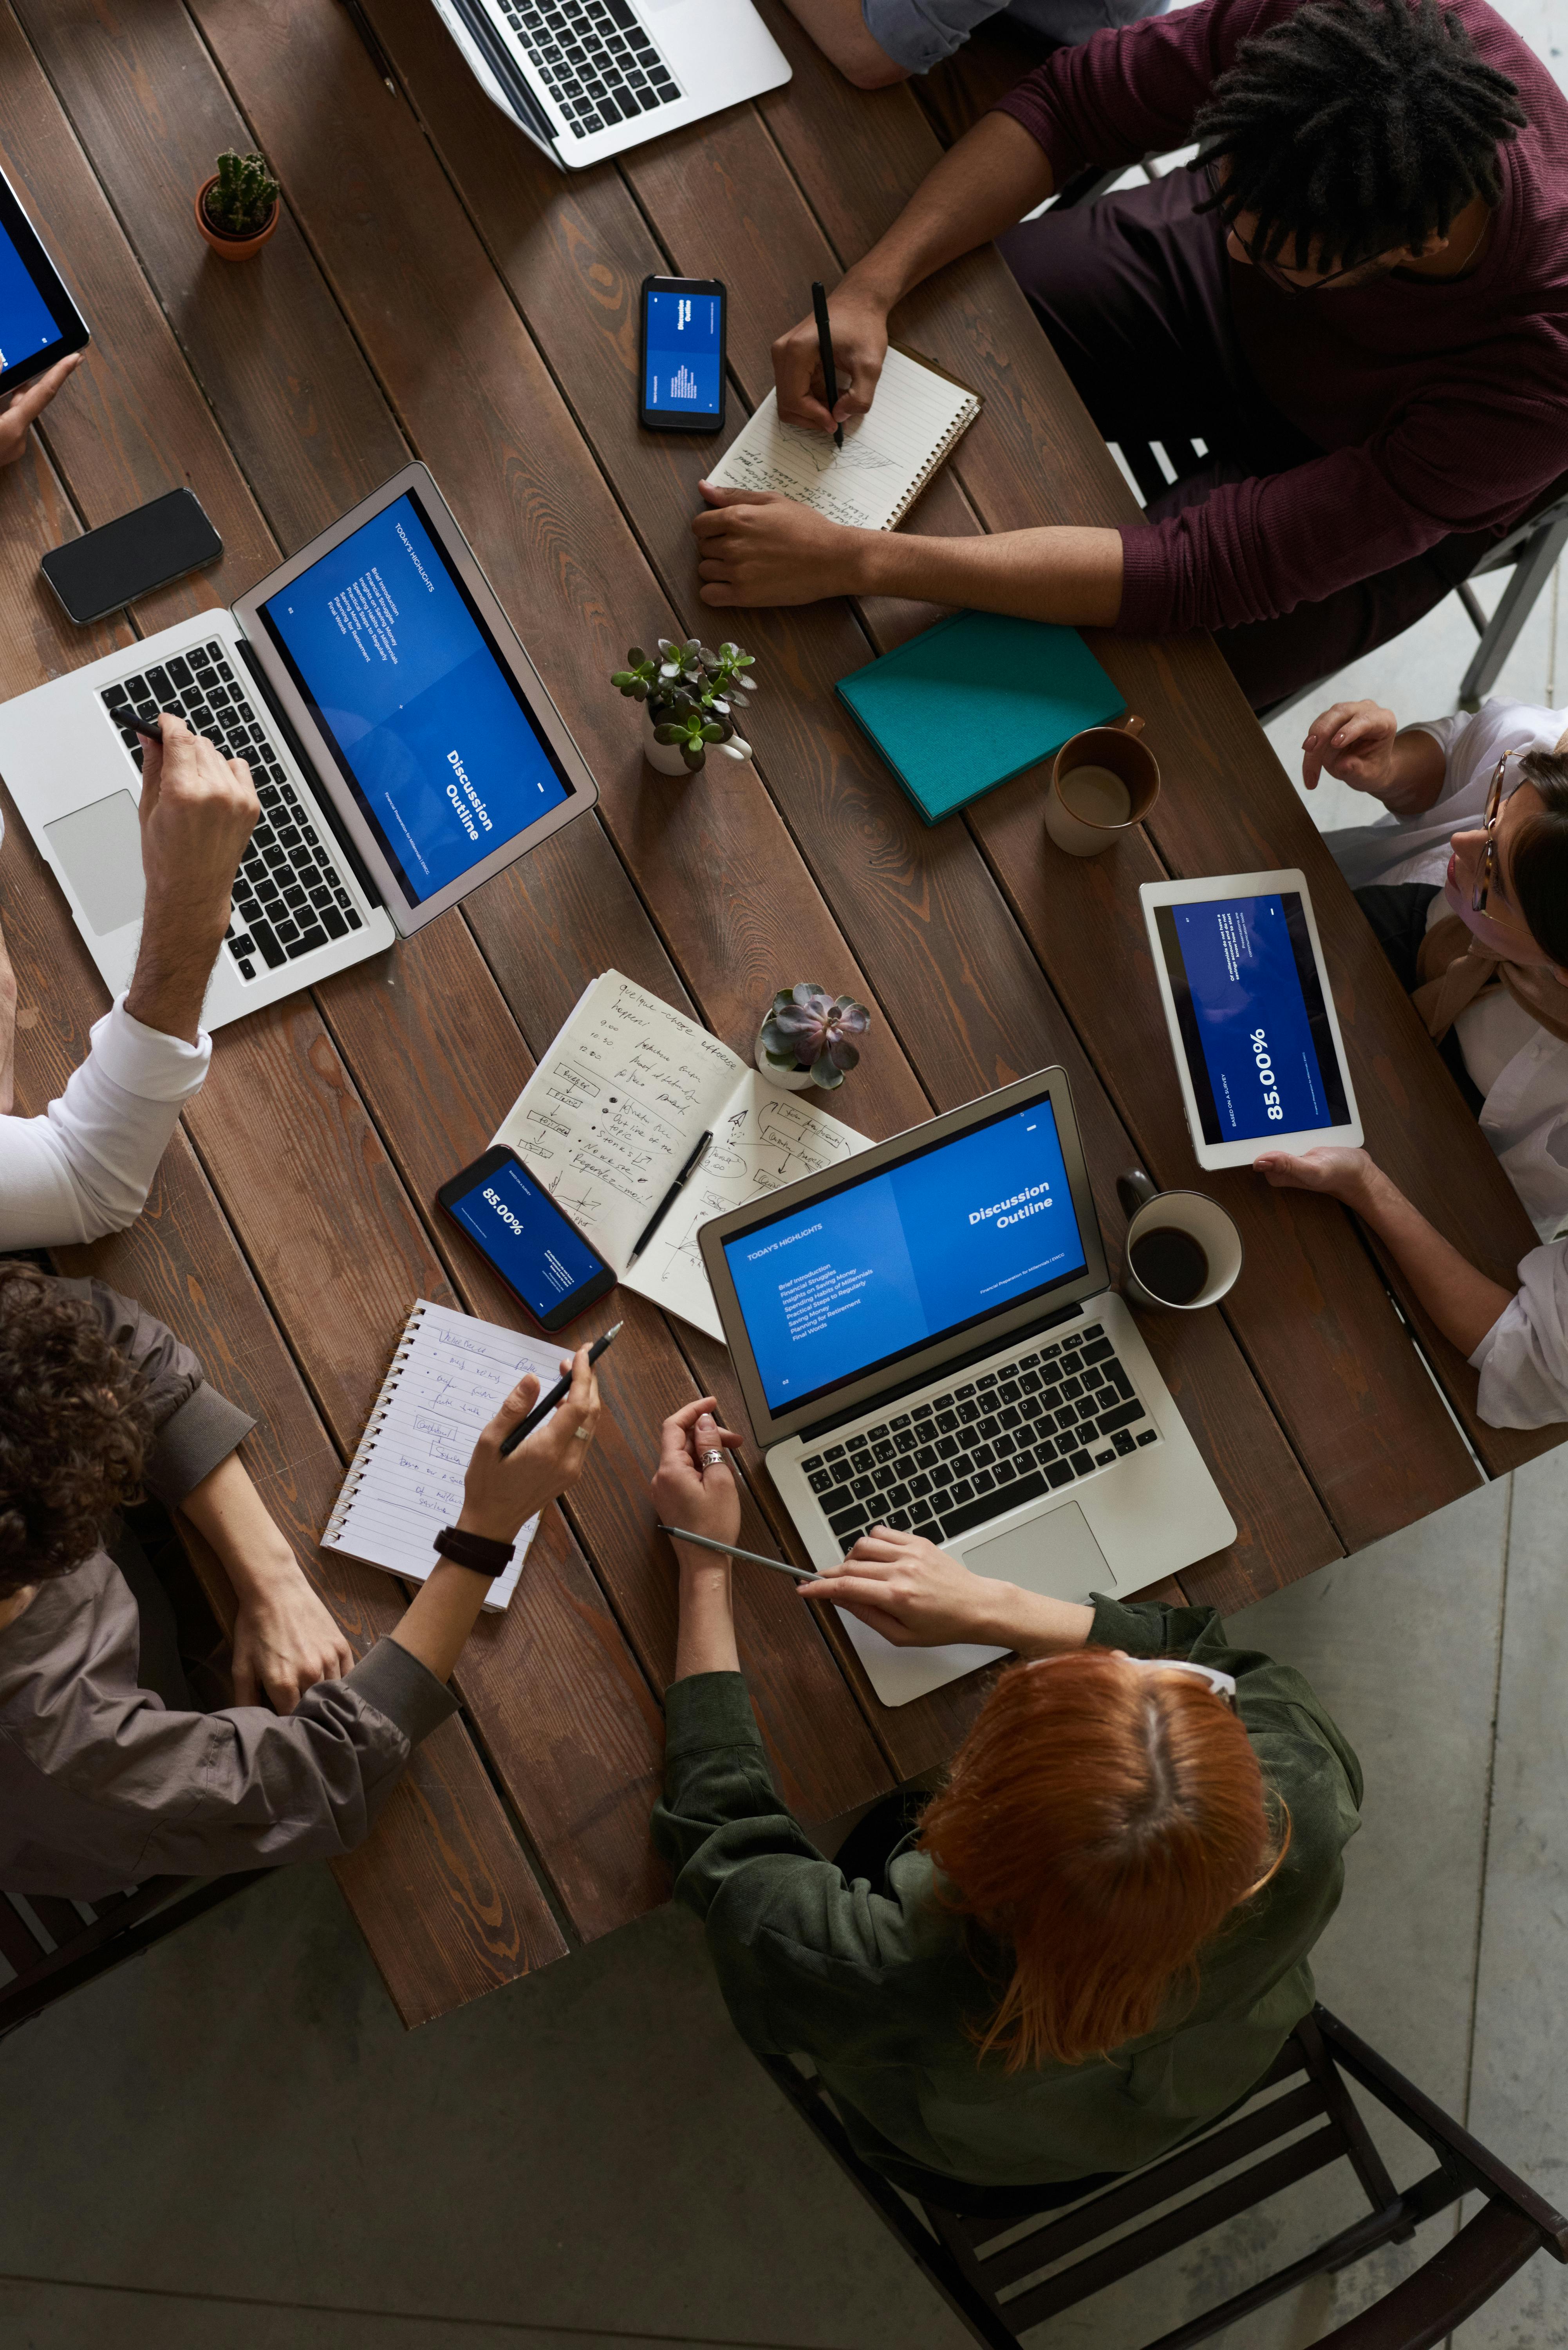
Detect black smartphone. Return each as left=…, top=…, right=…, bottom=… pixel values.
left=40, top=488, right=223, bottom=626
left=639, top=275, right=726, bottom=434
left=437, top=1144, right=617, bottom=1332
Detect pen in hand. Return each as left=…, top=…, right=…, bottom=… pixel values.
left=811, top=281, right=844, bottom=451
left=499, top=1321, right=622, bottom=1457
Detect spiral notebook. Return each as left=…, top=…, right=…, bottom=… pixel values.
left=321, top=1301, right=570, bottom=1611
left=705, top=344, right=982, bottom=533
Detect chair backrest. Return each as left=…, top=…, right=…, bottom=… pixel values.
left=0, top=1873, right=264, bottom=2040
left=765, top=2004, right=1568, bottom=2350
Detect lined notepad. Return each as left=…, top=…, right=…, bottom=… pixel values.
left=706, top=345, right=982, bottom=533
left=321, top=1301, right=571, bottom=1611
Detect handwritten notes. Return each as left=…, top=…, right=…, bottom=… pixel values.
left=322, top=1302, right=569, bottom=1609
left=493, top=972, right=869, bottom=1341
left=705, top=348, right=981, bottom=533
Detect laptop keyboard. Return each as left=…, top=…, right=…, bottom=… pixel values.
left=496, top=0, right=681, bottom=136
left=799, top=1324, right=1159, bottom=1551
left=100, top=642, right=363, bottom=983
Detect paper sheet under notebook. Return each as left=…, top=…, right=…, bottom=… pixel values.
left=321, top=1302, right=570, bottom=1609
left=492, top=971, right=870, bottom=1342
left=705, top=346, right=981, bottom=533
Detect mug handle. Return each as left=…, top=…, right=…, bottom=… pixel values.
left=1114, top=713, right=1145, bottom=738
left=1116, top=1167, right=1158, bottom=1220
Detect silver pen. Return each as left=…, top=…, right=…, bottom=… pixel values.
left=658, top=1524, right=821, bottom=1580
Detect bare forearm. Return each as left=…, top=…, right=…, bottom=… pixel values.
left=780, top=0, right=907, bottom=85
left=978, top=1587, right=1095, bottom=1659
left=125, top=909, right=227, bottom=1045
left=1377, top=728, right=1449, bottom=818
left=388, top=1560, right=494, bottom=1682
left=859, top=523, right=1124, bottom=628
left=847, top=114, right=1055, bottom=307
left=179, top=1453, right=296, bottom=1593
left=1356, top=1166, right=1512, bottom=1355
left=674, top=1553, right=740, bottom=1681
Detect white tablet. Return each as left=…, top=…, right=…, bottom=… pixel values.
left=1140, top=871, right=1362, bottom=1171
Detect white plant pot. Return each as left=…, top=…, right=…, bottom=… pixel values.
left=755, top=1028, right=819, bottom=1092
left=642, top=707, right=695, bottom=775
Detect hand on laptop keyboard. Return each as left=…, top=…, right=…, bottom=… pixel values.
left=124, top=712, right=260, bottom=1043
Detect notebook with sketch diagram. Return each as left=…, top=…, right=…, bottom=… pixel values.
left=491, top=972, right=870, bottom=1343
left=705, top=346, right=982, bottom=533
left=322, top=1301, right=570, bottom=1610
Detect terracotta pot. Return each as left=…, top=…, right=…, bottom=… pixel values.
left=195, top=175, right=280, bottom=261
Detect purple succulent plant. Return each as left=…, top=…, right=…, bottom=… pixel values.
left=759, top=984, right=871, bottom=1091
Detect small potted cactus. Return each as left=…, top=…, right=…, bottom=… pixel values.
left=757, top=984, right=871, bottom=1094
left=195, top=150, right=282, bottom=260
left=611, top=636, right=757, bottom=774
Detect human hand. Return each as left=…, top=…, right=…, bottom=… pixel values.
left=459, top=1348, right=601, bottom=1544
left=693, top=486, right=870, bottom=609
left=772, top=286, right=889, bottom=433
left=1301, top=700, right=1399, bottom=795
left=801, top=1528, right=1010, bottom=1647
left=231, top=1564, right=356, bottom=1712
left=0, top=353, right=82, bottom=468
left=1253, top=1145, right=1379, bottom=1208
left=652, top=1397, right=745, bottom=1549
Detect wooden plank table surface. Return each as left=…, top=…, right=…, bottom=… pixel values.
left=1, top=0, right=1561, bottom=2023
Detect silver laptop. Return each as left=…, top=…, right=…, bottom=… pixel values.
left=0, top=463, right=598, bottom=1031
left=433, top=0, right=789, bottom=170
left=701, top=1068, right=1236, bottom=1706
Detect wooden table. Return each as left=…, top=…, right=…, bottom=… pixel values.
left=2, top=0, right=1560, bottom=2026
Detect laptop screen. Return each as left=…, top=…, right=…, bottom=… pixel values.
left=721, top=1097, right=1089, bottom=1415
left=255, top=490, right=574, bottom=906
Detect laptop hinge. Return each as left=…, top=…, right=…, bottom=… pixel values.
left=233, top=636, right=385, bottom=909
left=795, top=1299, right=1091, bottom=1445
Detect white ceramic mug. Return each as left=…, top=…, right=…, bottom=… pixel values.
left=1116, top=1168, right=1243, bottom=1311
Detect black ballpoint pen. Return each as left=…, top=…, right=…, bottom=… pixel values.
left=627, top=1131, right=712, bottom=1266
left=499, top=1321, right=622, bottom=1457
left=811, top=280, right=844, bottom=450
left=337, top=0, right=397, bottom=94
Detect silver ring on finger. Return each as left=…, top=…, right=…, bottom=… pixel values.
left=699, top=1448, right=725, bottom=1469
left=573, top=1424, right=594, bottom=1442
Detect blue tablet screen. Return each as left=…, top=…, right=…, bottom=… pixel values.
left=257, top=492, right=573, bottom=904
left=0, top=221, right=61, bottom=376
left=723, top=1100, right=1088, bottom=1414
left=1154, top=892, right=1350, bottom=1145
left=446, top=1156, right=605, bottom=1323
left=643, top=287, right=722, bottom=417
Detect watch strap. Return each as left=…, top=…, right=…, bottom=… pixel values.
left=433, top=1524, right=515, bottom=1577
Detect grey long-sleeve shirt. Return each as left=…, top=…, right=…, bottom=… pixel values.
left=0, top=1280, right=458, bottom=1898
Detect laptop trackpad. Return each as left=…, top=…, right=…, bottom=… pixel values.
left=44, top=792, right=145, bottom=936
left=965, top=1502, right=1116, bottom=1600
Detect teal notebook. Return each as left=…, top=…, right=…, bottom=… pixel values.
left=836, top=611, right=1125, bottom=826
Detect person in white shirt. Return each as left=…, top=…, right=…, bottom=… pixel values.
left=0, top=711, right=259, bottom=1249
left=1254, top=694, right=1568, bottom=1431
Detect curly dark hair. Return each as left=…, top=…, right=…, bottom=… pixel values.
left=1192, top=0, right=1527, bottom=273
left=0, top=1265, right=152, bottom=1598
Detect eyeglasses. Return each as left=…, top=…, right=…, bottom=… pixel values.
left=1472, top=754, right=1515, bottom=918
left=1204, top=164, right=1369, bottom=294
left=1122, top=1655, right=1238, bottom=1711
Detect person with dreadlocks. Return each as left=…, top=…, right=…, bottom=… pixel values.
left=693, top=0, right=1564, bottom=713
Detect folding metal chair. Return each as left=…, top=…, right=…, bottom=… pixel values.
left=0, top=1873, right=267, bottom=2042
left=762, top=2004, right=1568, bottom=2349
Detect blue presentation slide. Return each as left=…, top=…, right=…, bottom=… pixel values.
left=448, top=1157, right=602, bottom=1323
left=725, top=1103, right=1087, bottom=1411
left=0, top=224, right=59, bottom=375
left=1168, top=893, right=1334, bottom=1141
left=261, top=494, right=569, bottom=903
left=644, top=289, right=722, bottom=416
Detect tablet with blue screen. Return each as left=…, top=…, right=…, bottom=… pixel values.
left=1141, top=870, right=1362, bottom=1170
left=0, top=168, right=89, bottom=400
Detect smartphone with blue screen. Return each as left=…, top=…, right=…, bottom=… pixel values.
left=638, top=274, right=726, bottom=434
left=437, top=1145, right=617, bottom=1331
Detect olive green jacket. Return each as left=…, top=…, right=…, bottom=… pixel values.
left=653, top=1598, right=1362, bottom=2187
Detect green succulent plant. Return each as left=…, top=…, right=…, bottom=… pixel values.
left=759, top=984, right=871, bottom=1091
left=611, top=636, right=758, bottom=771
left=205, top=150, right=281, bottom=239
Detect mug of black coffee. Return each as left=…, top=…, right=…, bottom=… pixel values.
left=1116, top=1169, right=1243, bottom=1311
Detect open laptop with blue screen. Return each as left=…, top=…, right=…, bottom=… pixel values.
left=701, top=1067, right=1235, bottom=1707
left=0, top=463, right=596, bottom=1030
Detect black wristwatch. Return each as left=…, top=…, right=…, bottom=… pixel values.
left=433, top=1524, right=515, bottom=1578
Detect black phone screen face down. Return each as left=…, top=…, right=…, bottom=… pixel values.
left=639, top=276, right=726, bottom=433
left=40, top=489, right=223, bottom=626
left=439, top=1146, right=617, bottom=1331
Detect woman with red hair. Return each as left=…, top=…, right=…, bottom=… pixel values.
left=652, top=1403, right=1361, bottom=2196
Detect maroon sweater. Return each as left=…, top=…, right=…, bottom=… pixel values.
left=994, top=0, right=1568, bottom=638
